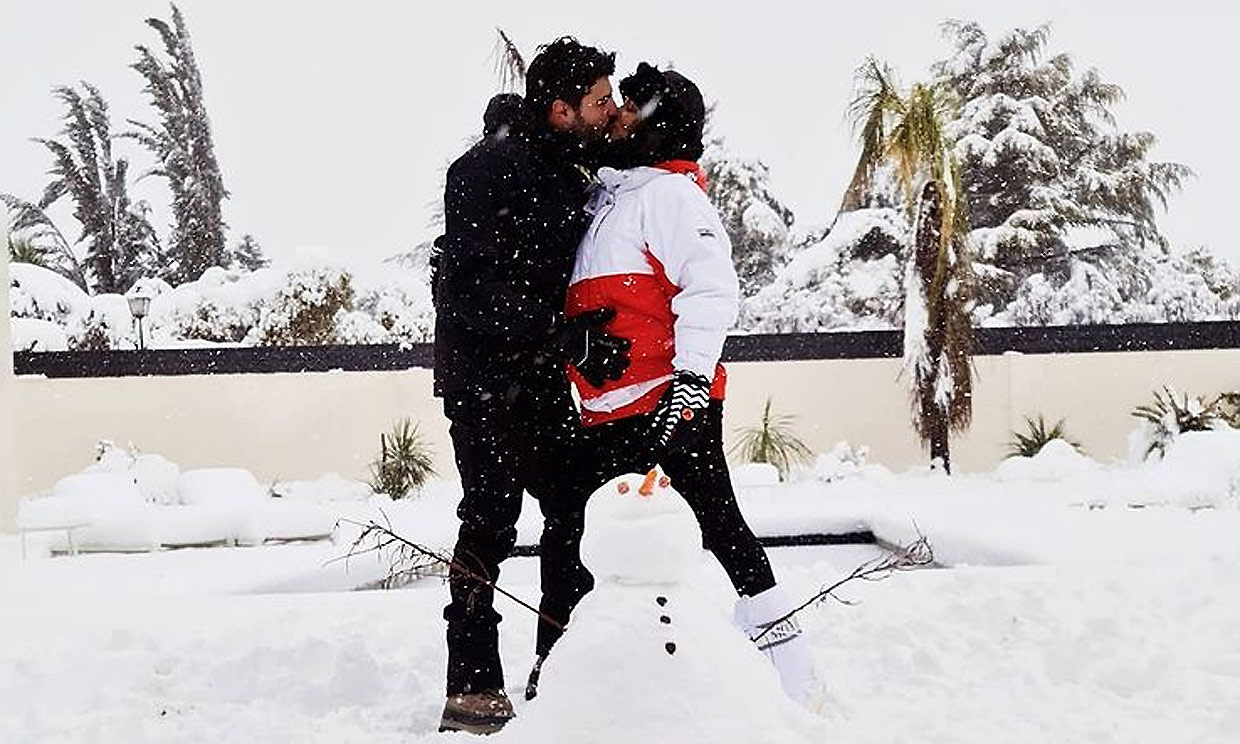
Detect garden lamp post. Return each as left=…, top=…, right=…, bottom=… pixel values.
left=127, top=295, right=151, bottom=350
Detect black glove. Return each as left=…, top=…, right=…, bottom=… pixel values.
left=551, top=308, right=632, bottom=388
left=649, top=369, right=712, bottom=454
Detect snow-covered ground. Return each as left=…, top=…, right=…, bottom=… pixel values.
left=3, top=432, right=1240, bottom=743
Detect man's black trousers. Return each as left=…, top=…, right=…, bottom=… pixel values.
left=442, top=380, right=594, bottom=695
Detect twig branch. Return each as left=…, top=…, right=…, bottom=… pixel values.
left=752, top=534, right=934, bottom=645
left=331, top=517, right=564, bottom=631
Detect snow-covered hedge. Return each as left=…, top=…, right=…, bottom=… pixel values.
left=9, top=255, right=435, bottom=350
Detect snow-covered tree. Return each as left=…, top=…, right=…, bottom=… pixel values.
left=702, top=140, right=795, bottom=296
left=743, top=21, right=1228, bottom=331
left=738, top=209, right=906, bottom=332
left=933, top=21, right=1192, bottom=312
left=128, top=3, right=228, bottom=285
left=225, top=233, right=269, bottom=272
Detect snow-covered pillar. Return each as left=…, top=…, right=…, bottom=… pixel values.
left=0, top=209, right=17, bottom=531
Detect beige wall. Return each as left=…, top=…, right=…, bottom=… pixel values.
left=3, top=339, right=1238, bottom=532
left=723, top=350, right=1240, bottom=472
left=1, top=218, right=17, bottom=532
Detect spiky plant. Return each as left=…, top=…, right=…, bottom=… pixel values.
left=369, top=419, right=436, bottom=499
left=1131, top=386, right=1220, bottom=458
left=1007, top=415, right=1081, bottom=458
left=1215, top=392, right=1240, bottom=428
left=7, top=232, right=51, bottom=267
left=728, top=398, right=812, bottom=480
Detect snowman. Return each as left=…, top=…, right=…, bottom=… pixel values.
left=500, top=470, right=825, bottom=743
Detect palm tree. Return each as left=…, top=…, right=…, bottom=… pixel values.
left=840, top=60, right=974, bottom=473
left=30, top=82, right=159, bottom=294
left=0, top=194, right=89, bottom=291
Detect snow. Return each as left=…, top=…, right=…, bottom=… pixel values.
left=3, top=429, right=1240, bottom=742
left=10, top=316, right=68, bottom=351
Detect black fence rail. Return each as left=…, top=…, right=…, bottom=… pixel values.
left=13, top=321, right=1240, bottom=379
left=509, top=530, right=878, bottom=557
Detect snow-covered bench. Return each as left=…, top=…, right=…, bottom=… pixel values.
left=17, top=472, right=152, bottom=556
left=17, top=468, right=338, bottom=557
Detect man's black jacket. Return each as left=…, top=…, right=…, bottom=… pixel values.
left=431, top=96, right=593, bottom=399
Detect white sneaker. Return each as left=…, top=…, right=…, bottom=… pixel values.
left=734, top=585, right=817, bottom=704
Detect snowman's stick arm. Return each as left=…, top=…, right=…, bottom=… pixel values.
left=750, top=534, right=933, bottom=645
left=334, top=517, right=566, bottom=631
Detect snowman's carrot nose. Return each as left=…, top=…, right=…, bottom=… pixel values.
left=638, top=468, right=659, bottom=497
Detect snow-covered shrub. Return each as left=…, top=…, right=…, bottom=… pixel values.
left=356, top=277, right=434, bottom=345
left=15, top=255, right=438, bottom=349
left=1130, top=386, right=1224, bottom=459
left=995, top=438, right=1098, bottom=483
left=63, top=294, right=136, bottom=350
left=254, top=265, right=356, bottom=346
left=807, top=442, right=871, bottom=483
left=739, top=209, right=906, bottom=332
left=335, top=310, right=391, bottom=344
left=9, top=262, right=90, bottom=324
left=11, top=317, right=69, bottom=351
left=1134, top=428, right=1240, bottom=509
left=66, top=310, right=114, bottom=350
left=1006, top=415, right=1080, bottom=458
left=156, top=266, right=266, bottom=344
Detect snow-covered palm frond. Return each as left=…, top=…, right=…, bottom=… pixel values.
left=839, top=58, right=904, bottom=213
left=0, top=194, right=89, bottom=291
left=492, top=28, right=526, bottom=92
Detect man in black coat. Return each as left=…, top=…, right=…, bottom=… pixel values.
left=432, top=37, right=631, bottom=735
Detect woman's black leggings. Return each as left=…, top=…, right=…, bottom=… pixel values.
left=577, top=399, right=776, bottom=599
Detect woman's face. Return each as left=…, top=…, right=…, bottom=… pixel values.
left=609, top=98, right=642, bottom=142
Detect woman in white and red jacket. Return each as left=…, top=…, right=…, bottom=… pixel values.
left=562, top=63, right=816, bottom=704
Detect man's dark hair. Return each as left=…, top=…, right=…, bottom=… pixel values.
left=525, top=36, right=616, bottom=117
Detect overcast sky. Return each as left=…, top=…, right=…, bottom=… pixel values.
left=4, top=0, right=1238, bottom=267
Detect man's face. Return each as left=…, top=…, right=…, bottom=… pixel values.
left=551, top=77, right=618, bottom=141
